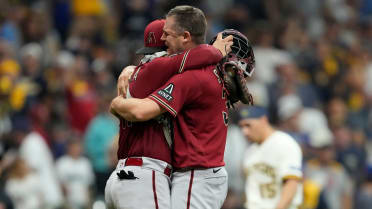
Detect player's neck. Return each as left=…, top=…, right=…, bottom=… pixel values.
left=184, top=42, right=198, bottom=51
left=260, top=126, right=275, bottom=143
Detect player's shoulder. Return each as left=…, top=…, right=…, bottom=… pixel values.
left=170, top=69, right=196, bottom=80
left=271, top=131, right=301, bottom=148
left=164, top=70, right=202, bottom=91
left=245, top=143, right=259, bottom=154
left=196, top=44, right=220, bottom=53
left=178, top=66, right=216, bottom=81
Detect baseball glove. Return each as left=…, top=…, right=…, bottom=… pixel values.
left=221, top=62, right=253, bottom=107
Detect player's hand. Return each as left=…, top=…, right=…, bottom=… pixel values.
left=212, top=33, right=233, bottom=57
left=117, top=66, right=135, bottom=97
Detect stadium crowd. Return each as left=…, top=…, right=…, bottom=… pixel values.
left=0, top=0, right=372, bottom=209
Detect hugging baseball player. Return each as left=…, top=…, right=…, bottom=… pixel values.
left=107, top=5, right=255, bottom=209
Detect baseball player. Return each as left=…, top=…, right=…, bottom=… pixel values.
left=105, top=19, right=232, bottom=209
left=110, top=5, right=256, bottom=209
left=237, top=106, right=303, bottom=209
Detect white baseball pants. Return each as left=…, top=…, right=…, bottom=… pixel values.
left=171, top=167, right=228, bottom=209
left=105, top=157, right=172, bottom=209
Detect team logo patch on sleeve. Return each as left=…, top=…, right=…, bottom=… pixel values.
left=157, top=83, right=174, bottom=101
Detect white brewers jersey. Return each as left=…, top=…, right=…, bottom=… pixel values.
left=243, top=131, right=303, bottom=209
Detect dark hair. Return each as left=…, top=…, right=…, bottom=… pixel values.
left=167, top=5, right=207, bottom=44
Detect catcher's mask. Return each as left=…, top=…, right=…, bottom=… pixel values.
left=210, top=29, right=255, bottom=77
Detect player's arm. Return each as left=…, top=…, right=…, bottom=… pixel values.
left=141, top=33, right=231, bottom=74
left=276, top=139, right=303, bottom=209
left=112, top=67, right=201, bottom=121
left=148, top=71, right=200, bottom=118
left=275, top=178, right=300, bottom=209
left=117, top=65, right=136, bottom=97
left=110, top=96, right=166, bottom=122
left=118, top=34, right=232, bottom=96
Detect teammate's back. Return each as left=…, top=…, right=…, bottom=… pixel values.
left=173, top=66, right=227, bottom=168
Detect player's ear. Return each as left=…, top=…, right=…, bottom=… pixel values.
left=182, top=31, right=192, bottom=43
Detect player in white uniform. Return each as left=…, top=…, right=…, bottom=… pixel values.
left=238, top=106, right=303, bottom=209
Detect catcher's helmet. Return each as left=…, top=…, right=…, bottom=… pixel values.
left=210, top=29, right=255, bottom=77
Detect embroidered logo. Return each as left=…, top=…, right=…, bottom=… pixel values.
left=163, top=83, right=174, bottom=94
left=147, top=32, right=156, bottom=45
left=157, top=83, right=174, bottom=101
left=213, top=168, right=222, bottom=173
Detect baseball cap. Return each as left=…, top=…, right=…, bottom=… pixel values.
left=136, top=19, right=166, bottom=55
left=237, top=106, right=268, bottom=121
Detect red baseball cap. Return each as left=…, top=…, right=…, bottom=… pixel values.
left=136, top=19, right=166, bottom=55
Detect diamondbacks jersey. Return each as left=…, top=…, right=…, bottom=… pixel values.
left=243, top=131, right=303, bottom=209
left=117, top=45, right=223, bottom=165
left=149, top=66, right=228, bottom=169
left=130, top=44, right=222, bottom=98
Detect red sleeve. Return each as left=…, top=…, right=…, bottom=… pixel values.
left=148, top=72, right=200, bottom=117
left=130, top=44, right=222, bottom=98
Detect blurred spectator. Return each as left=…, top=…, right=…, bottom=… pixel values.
left=50, top=122, right=70, bottom=159
left=52, top=0, right=72, bottom=43
left=355, top=166, right=372, bottom=209
left=245, top=76, right=269, bottom=107
left=365, top=57, right=372, bottom=100
left=20, top=10, right=60, bottom=66
left=304, top=129, right=353, bottom=209
left=5, top=157, right=43, bottom=209
left=56, top=138, right=95, bottom=209
left=326, top=97, right=349, bottom=130
left=72, top=0, right=106, bottom=17
left=47, top=50, right=75, bottom=94
left=223, top=3, right=250, bottom=31
left=83, top=90, right=117, bottom=197
left=117, top=0, right=155, bottom=38
left=29, top=101, right=52, bottom=147
left=277, top=94, right=329, bottom=138
left=0, top=143, right=14, bottom=209
left=333, top=126, right=367, bottom=184
left=91, top=58, right=115, bottom=91
left=12, top=116, right=63, bottom=209
left=0, top=5, right=21, bottom=49
left=65, top=55, right=98, bottom=134
left=19, top=43, right=48, bottom=101
left=269, top=62, right=319, bottom=108
left=252, top=22, right=293, bottom=85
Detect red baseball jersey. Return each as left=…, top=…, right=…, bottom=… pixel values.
left=149, top=66, right=229, bottom=169
left=117, top=44, right=223, bottom=165
left=130, top=44, right=222, bottom=98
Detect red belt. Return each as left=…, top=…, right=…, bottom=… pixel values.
left=125, top=158, right=172, bottom=177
